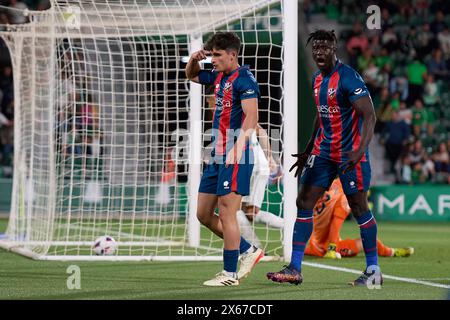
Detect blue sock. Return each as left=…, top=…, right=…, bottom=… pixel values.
left=223, top=249, right=240, bottom=273
left=239, top=236, right=251, bottom=254
left=290, top=209, right=314, bottom=272
left=356, top=210, right=378, bottom=269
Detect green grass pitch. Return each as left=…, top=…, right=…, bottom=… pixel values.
left=0, top=219, right=449, bottom=299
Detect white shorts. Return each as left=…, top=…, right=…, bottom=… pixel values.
left=242, top=144, right=269, bottom=208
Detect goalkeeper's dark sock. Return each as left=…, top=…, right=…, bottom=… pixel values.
left=290, top=209, right=313, bottom=272
left=356, top=210, right=379, bottom=269
left=223, top=249, right=239, bottom=274
left=239, top=236, right=251, bottom=254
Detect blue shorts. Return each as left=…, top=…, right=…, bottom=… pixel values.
left=199, top=148, right=254, bottom=196
left=300, top=155, right=371, bottom=195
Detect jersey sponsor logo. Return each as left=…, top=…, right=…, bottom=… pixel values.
left=316, top=105, right=340, bottom=118
left=354, top=88, right=365, bottom=95
left=243, top=89, right=255, bottom=96
left=316, top=105, right=340, bottom=114
left=215, top=96, right=231, bottom=110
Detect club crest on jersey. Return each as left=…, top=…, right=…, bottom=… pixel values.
left=224, top=82, right=232, bottom=93
left=328, top=87, right=336, bottom=98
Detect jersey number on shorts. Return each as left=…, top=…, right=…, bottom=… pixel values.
left=301, top=154, right=316, bottom=177
left=306, top=155, right=316, bottom=168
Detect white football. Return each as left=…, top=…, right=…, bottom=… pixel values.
left=92, top=235, right=117, bottom=256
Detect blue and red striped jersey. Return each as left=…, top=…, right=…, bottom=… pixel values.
left=311, top=60, right=371, bottom=163
left=198, top=65, right=260, bottom=156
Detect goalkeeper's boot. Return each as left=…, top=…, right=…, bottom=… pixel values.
left=323, top=243, right=342, bottom=259
left=392, top=247, right=414, bottom=257
left=266, top=265, right=303, bottom=285
left=237, top=247, right=264, bottom=280
left=203, top=271, right=239, bottom=287
left=348, top=267, right=383, bottom=287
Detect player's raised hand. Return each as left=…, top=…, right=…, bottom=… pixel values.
left=191, top=49, right=211, bottom=62
left=340, top=150, right=364, bottom=174
left=289, top=152, right=308, bottom=178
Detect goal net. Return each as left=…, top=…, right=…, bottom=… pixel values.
left=0, top=0, right=294, bottom=261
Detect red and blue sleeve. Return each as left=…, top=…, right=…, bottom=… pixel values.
left=236, top=71, right=260, bottom=101
left=341, top=67, right=370, bottom=103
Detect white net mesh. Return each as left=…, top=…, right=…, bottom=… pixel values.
left=0, top=0, right=286, bottom=260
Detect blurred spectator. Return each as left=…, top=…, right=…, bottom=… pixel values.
left=404, top=26, right=420, bottom=58
left=0, top=111, right=12, bottom=127
left=381, top=27, right=399, bottom=52
left=0, top=66, right=13, bottom=110
left=416, top=23, right=434, bottom=59
left=398, top=154, right=412, bottom=184
left=346, top=22, right=369, bottom=69
left=0, top=12, right=9, bottom=31
left=438, top=26, right=450, bottom=58
left=409, top=139, right=426, bottom=166
left=7, top=0, right=28, bottom=24
left=36, top=0, right=50, bottom=11
left=430, top=10, right=448, bottom=35
left=302, top=0, right=312, bottom=24
left=422, top=153, right=436, bottom=181
left=357, top=48, right=375, bottom=73
left=362, top=62, right=379, bottom=94
left=389, top=72, right=409, bottom=101
left=0, top=100, right=13, bottom=166
left=406, top=57, right=427, bottom=104
left=375, top=47, right=394, bottom=69
left=378, top=63, right=392, bottom=89
left=415, top=0, right=430, bottom=20
left=411, top=162, right=424, bottom=183
left=412, top=98, right=435, bottom=136
left=423, top=74, right=439, bottom=106
left=369, top=34, right=382, bottom=56
left=376, top=101, right=394, bottom=134
left=427, top=48, right=449, bottom=80
left=391, top=92, right=401, bottom=111
left=433, top=142, right=449, bottom=173
left=383, top=111, right=411, bottom=174
left=398, top=101, right=412, bottom=125
left=381, top=8, right=394, bottom=31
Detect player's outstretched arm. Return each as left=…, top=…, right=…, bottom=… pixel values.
left=341, top=95, right=376, bottom=173
left=185, top=49, right=210, bottom=83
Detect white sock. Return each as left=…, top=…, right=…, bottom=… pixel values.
left=236, top=210, right=261, bottom=248
left=223, top=271, right=238, bottom=279
left=254, top=210, right=284, bottom=229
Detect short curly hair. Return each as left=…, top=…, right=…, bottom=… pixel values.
left=204, top=32, right=241, bottom=53
left=306, top=29, right=337, bottom=46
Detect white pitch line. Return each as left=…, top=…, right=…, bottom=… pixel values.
left=303, top=262, right=450, bottom=290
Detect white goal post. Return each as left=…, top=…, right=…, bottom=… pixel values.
left=0, top=0, right=297, bottom=261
